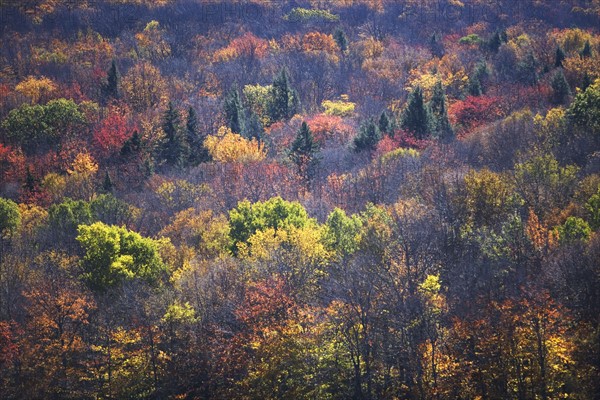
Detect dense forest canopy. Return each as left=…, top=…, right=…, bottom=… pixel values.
left=1, top=0, right=600, bottom=398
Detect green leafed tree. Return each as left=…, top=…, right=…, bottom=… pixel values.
left=1, top=99, right=85, bottom=154
left=76, top=222, right=168, bottom=291
left=515, top=154, right=579, bottom=218
left=47, top=198, right=94, bottom=245
left=228, top=197, right=313, bottom=254
left=0, top=197, right=20, bottom=239
left=567, top=78, right=600, bottom=136
left=585, top=187, right=600, bottom=230
left=555, top=216, right=591, bottom=243
left=324, top=208, right=362, bottom=256
left=90, top=193, right=138, bottom=227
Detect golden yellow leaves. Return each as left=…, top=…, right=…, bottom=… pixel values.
left=122, top=62, right=168, bottom=112
left=135, top=21, right=172, bottom=60
left=15, top=76, right=57, bottom=104
left=302, top=32, right=340, bottom=63
left=68, top=152, right=98, bottom=177
left=205, top=126, right=266, bottom=164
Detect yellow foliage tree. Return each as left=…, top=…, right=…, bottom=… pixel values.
left=204, top=126, right=266, bottom=163
left=122, top=61, right=168, bottom=112
left=302, top=32, right=339, bottom=62
left=135, top=20, right=171, bottom=60
left=15, top=76, right=57, bottom=104
left=65, top=153, right=99, bottom=200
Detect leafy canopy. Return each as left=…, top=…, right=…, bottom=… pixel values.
left=77, top=222, right=168, bottom=291
left=228, top=197, right=314, bottom=254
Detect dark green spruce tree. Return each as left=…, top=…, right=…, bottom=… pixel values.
left=517, top=52, right=538, bottom=86
left=468, top=62, right=489, bottom=96
left=244, top=110, right=265, bottom=142
left=289, top=121, right=320, bottom=183
left=429, top=32, right=445, bottom=58
left=551, top=69, right=571, bottom=105
left=429, top=80, right=454, bottom=141
left=580, top=40, right=592, bottom=58
left=102, top=170, right=114, bottom=193
left=582, top=72, right=592, bottom=91
left=121, top=130, right=141, bottom=157
left=186, top=106, right=210, bottom=165
left=353, top=118, right=382, bottom=153
left=223, top=87, right=245, bottom=134
left=105, top=60, right=120, bottom=100
left=378, top=111, right=393, bottom=136
left=334, top=28, right=349, bottom=54
left=161, top=102, right=189, bottom=168
left=268, top=69, right=299, bottom=123
left=401, top=86, right=432, bottom=139
left=555, top=46, right=566, bottom=68
left=24, top=167, right=37, bottom=193
left=487, top=31, right=502, bottom=53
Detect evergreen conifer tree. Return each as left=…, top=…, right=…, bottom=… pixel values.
left=244, top=110, right=265, bottom=142
left=102, top=170, right=114, bottom=193
left=400, top=86, right=432, bottom=139
left=580, top=40, right=592, bottom=58
left=378, top=111, right=392, bottom=136
left=121, top=130, right=141, bottom=157
left=353, top=118, right=382, bottom=153
left=268, top=69, right=298, bottom=122
left=105, top=60, right=120, bottom=99
left=161, top=102, right=189, bottom=168
left=24, top=167, right=36, bottom=193
left=488, top=31, right=502, bottom=53
left=582, top=72, right=592, bottom=91
left=429, top=80, right=454, bottom=140
left=551, top=69, right=571, bottom=104
left=223, top=88, right=245, bottom=134
left=555, top=46, right=566, bottom=68
left=429, top=32, right=445, bottom=58
left=334, top=29, right=348, bottom=53
left=290, top=121, right=320, bottom=183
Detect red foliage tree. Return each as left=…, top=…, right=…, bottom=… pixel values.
left=379, top=130, right=432, bottom=153
left=230, top=32, right=269, bottom=61
left=0, top=321, right=21, bottom=367
left=0, top=144, right=26, bottom=182
left=92, top=107, right=135, bottom=159
left=449, top=95, right=502, bottom=132
left=306, top=114, right=354, bottom=146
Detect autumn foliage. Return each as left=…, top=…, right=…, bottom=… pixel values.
left=1, top=1, right=600, bottom=399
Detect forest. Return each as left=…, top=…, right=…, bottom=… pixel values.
left=1, top=0, right=600, bottom=398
